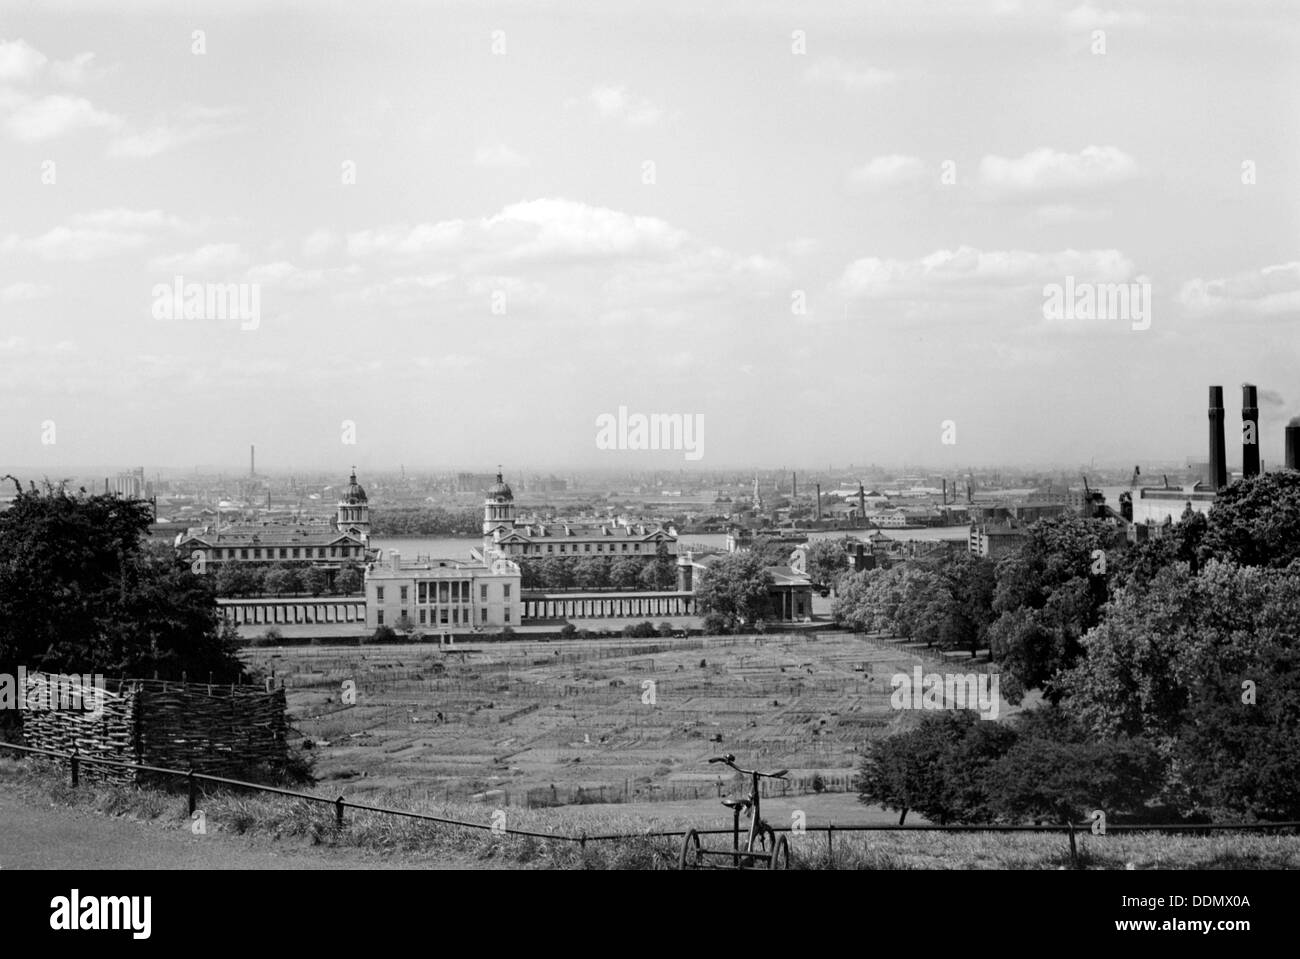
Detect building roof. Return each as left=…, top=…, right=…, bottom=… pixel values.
left=766, top=566, right=813, bottom=586
left=340, top=469, right=368, bottom=504
left=178, top=525, right=364, bottom=548
left=487, top=470, right=514, bottom=500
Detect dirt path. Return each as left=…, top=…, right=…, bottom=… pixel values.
left=0, top=789, right=488, bottom=870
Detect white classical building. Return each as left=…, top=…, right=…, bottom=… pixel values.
left=364, top=550, right=522, bottom=631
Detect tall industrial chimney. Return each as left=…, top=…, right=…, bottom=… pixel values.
left=791, top=472, right=797, bottom=499
left=1207, top=386, right=1228, bottom=490
left=1242, top=384, right=1260, bottom=479
left=250, top=444, right=256, bottom=477
left=942, top=478, right=947, bottom=505
left=814, top=483, right=822, bottom=520
left=1286, top=417, right=1300, bottom=470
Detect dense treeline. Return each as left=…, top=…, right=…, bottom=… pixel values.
left=212, top=562, right=363, bottom=597
left=518, top=551, right=678, bottom=591
left=856, top=471, right=1300, bottom=823
left=0, top=483, right=246, bottom=694
left=368, top=507, right=482, bottom=536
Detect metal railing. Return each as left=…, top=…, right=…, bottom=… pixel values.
left=3, top=740, right=1297, bottom=867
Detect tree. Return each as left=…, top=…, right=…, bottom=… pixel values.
left=749, top=537, right=797, bottom=566
left=572, top=557, right=610, bottom=589
left=302, top=566, right=329, bottom=597
left=535, top=557, right=574, bottom=590
left=858, top=712, right=1014, bottom=824
left=1062, top=560, right=1300, bottom=820
left=263, top=564, right=295, bottom=595
left=609, top=557, right=644, bottom=590
left=694, top=553, right=773, bottom=632
left=334, top=565, right=362, bottom=595
left=986, top=706, right=1163, bottom=825
left=986, top=514, right=1116, bottom=702
left=934, top=553, right=996, bottom=657
left=1202, top=471, right=1300, bottom=568
left=804, top=539, right=848, bottom=589
left=214, top=562, right=253, bottom=597
left=0, top=483, right=245, bottom=685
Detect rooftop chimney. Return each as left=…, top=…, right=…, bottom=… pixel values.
left=389, top=549, right=400, bottom=571
left=1242, top=384, right=1260, bottom=479
left=1286, top=417, right=1300, bottom=470
left=815, top=483, right=822, bottom=520
left=1208, top=386, right=1228, bottom=490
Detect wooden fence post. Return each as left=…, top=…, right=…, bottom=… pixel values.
left=188, top=769, right=197, bottom=815
left=1067, top=821, right=1079, bottom=868
left=336, top=795, right=346, bottom=830
left=69, top=749, right=79, bottom=788
left=827, top=825, right=834, bottom=868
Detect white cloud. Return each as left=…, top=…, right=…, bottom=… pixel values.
left=2, top=208, right=193, bottom=262
left=414, top=353, right=480, bottom=371
left=1064, top=5, right=1149, bottom=30
left=2, top=93, right=120, bottom=142
left=839, top=246, right=1137, bottom=300
left=1029, top=203, right=1114, bottom=225
left=108, top=105, right=243, bottom=158
left=344, top=199, right=786, bottom=315
left=803, top=57, right=896, bottom=92
left=979, top=146, right=1139, bottom=197
left=301, top=229, right=338, bottom=258
left=48, top=51, right=99, bottom=84
left=245, top=260, right=326, bottom=291
left=0, top=39, right=47, bottom=82
left=348, top=220, right=468, bottom=259
left=583, top=85, right=664, bottom=126
left=148, top=243, right=249, bottom=274
left=847, top=154, right=925, bottom=192
left=1179, top=262, right=1300, bottom=317
left=474, top=144, right=529, bottom=170
left=0, top=281, right=51, bottom=302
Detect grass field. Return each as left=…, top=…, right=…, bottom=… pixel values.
left=244, top=630, right=982, bottom=814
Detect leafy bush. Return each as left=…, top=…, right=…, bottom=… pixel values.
left=251, top=627, right=283, bottom=647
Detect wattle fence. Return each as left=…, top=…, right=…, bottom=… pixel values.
left=16, top=672, right=289, bottom=784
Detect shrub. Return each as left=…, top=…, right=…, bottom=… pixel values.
left=367, top=624, right=398, bottom=645
left=252, top=627, right=283, bottom=647
left=560, top=624, right=578, bottom=638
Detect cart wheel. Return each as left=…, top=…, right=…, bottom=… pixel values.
left=768, top=835, right=790, bottom=870
left=679, top=829, right=702, bottom=870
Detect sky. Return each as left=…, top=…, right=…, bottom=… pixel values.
left=2, top=0, right=1298, bottom=475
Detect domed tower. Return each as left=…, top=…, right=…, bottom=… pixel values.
left=336, top=467, right=370, bottom=544
left=483, top=468, right=516, bottom=547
